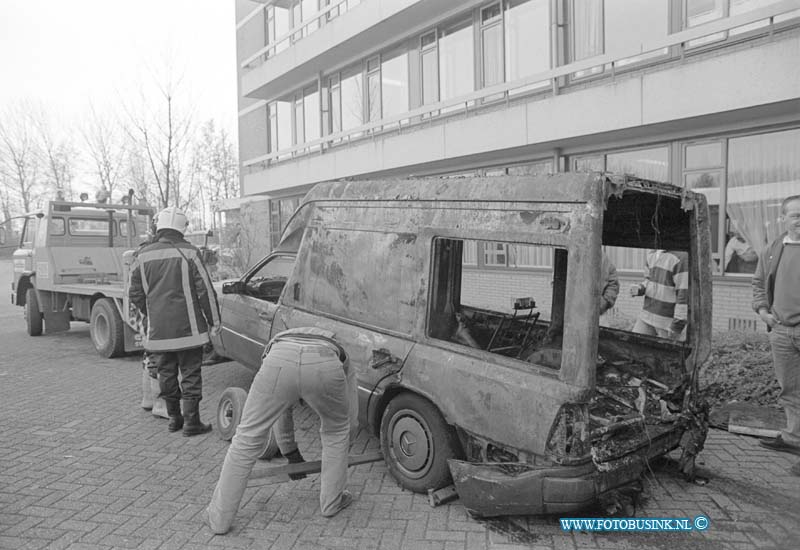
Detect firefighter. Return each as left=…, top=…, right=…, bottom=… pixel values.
left=128, top=207, right=221, bottom=436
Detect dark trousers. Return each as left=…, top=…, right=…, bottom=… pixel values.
left=153, top=347, right=204, bottom=401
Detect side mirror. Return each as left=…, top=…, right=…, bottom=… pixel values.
left=222, top=281, right=245, bottom=295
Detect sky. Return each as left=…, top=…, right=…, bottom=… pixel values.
left=0, top=0, right=238, bottom=137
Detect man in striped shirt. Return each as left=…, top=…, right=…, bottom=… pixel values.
left=630, top=249, right=689, bottom=340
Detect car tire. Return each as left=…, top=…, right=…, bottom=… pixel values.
left=90, top=298, right=125, bottom=358
left=216, top=387, right=281, bottom=458
left=25, top=288, right=43, bottom=337
left=217, top=387, right=248, bottom=441
left=380, top=393, right=462, bottom=493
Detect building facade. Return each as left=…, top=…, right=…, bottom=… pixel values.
left=234, top=0, right=800, bottom=332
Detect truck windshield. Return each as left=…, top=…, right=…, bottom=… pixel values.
left=69, top=218, right=114, bottom=236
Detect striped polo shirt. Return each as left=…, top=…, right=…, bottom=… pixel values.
left=639, top=250, right=689, bottom=332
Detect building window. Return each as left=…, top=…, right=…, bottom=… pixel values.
left=293, top=95, right=305, bottom=145
left=340, top=64, right=364, bottom=134
left=381, top=48, right=409, bottom=119
left=303, top=85, right=320, bottom=143
left=507, top=159, right=554, bottom=176
left=439, top=19, right=474, bottom=103
left=605, top=0, right=669, bottom=67
left=683, top=140, right=725, bottom=266
left=725, top=128, right=800, bottom=273
left=682, top=0, right=795, bottom=47
left=270, top=196, right=302, bottom=248
left=570, top=0, right=604, bottom=62
left=266, top=5, right=291, bottom=55
left=481, top=4, right=504, bottom=88
left=268, top=99, right=293, bottom=154
left=329, top=75, right=341, bottom=134
left=366, top=57, right=381, bottom=122
left=504, top=0, right=550, bottom=89
left=420, top=31, right=439, bottom=106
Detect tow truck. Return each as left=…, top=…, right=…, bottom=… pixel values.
left=10, top=199, right=156, bottom=357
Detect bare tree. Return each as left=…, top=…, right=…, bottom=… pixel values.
left=122, top=65, right=198, bottom=210
left=193, top=119, right=239, bottom=227
left=0, top=101, right=43, bottom=213
left=82, top=105, right=127, bottom=203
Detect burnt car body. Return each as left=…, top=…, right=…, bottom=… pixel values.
left=211, top=173, right=711, bottom=516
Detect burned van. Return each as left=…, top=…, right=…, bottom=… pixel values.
left=212, top=172, right=711, bottom=516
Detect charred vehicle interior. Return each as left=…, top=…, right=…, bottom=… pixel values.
left=432, top=184, right=711, bottom=516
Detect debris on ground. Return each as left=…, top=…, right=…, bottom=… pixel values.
left=700, top=331, right=782, bottom=412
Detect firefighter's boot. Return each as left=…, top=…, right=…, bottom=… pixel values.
left=182, top=398, right=212, bottom=437
left=165, top=398, right=184, bottom=432
left=150, top=377, right=169, bottom=419
left=284, top=448, right=307, bottom=480
left=140, top=368, right=153, bottom=410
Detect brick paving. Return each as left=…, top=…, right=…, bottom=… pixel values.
left=1, top=259, right=799, bottom=550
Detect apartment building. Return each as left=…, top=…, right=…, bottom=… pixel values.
left=233, top=0, right=800, bottom=332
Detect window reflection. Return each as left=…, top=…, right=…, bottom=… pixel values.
left=304, top=86, right=320, bottom=143
left=381, top=50, right=409, bottom=119
left=341, top=66, right=364, bottom=133
left=571, top=0, right=604, bottom=61
left=439, top=20, right=474, bottom=102
left=727, top=128, right=800, bottom=260
left=505, top=0, right=550, bottom=87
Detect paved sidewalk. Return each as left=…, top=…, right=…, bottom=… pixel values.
left=1, top=260, right=799, bottom=549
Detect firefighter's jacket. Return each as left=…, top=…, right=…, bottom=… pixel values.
left=128, top=233, right=220, bottom=352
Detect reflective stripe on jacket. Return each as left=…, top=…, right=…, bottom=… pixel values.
left=128, top=234, right=220, bottom=352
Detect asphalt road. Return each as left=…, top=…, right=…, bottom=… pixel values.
left=1, top=259, right=799, bottom=550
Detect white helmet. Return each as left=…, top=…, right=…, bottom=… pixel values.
left=155, top=207, right=188, bottom=234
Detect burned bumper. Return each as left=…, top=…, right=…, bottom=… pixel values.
left=449, top=429, right=683, bottom=517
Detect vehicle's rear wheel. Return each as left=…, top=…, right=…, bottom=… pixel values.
left=216, top=387, right=280, bottom=459
left=25, top=288, right=43, bottom=336
left=380, top=393, right=462, bottom=493
left=90, top=298, right=124, bottom=357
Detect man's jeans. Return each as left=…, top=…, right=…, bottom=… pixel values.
left=769, top=324, right=800, bottom=446
left=207, top=340, right=356, bottom=533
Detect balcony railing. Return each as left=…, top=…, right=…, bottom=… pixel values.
left=241, top=0, right=354, bottom=70
left=242, top=0, right=800, bottom=169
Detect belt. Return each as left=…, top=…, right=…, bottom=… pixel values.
left=269, top=334, right=347, bottom=362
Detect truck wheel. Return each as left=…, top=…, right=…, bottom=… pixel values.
left=380, top=393, right=462, bottom=493
left=25, top=288, right=43, bottom=336
left=216, top=387, right=280, bottom=459
left=90, top=298, right=124, bottom=358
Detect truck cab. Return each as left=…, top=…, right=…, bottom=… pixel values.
left=211, top=173, right=712, bottom=516
left=12, top=199, right=155, bottom=356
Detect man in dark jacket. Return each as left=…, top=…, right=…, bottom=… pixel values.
left=752, top=194, right=800, bottom=475
left=129, top=207, right=221, bottom=436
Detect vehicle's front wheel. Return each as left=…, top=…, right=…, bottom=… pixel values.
left=90, top=298, right=124, bottom=358
left=25, top=288, right=43, bottom=336
left=216, top=387, right=280, bottom=459
left=217, top=387, right=248, bottom=441
left=380, top=393, right=462, bottom=493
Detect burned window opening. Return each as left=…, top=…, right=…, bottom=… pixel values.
left=428, top=237, right=566, bottom=370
